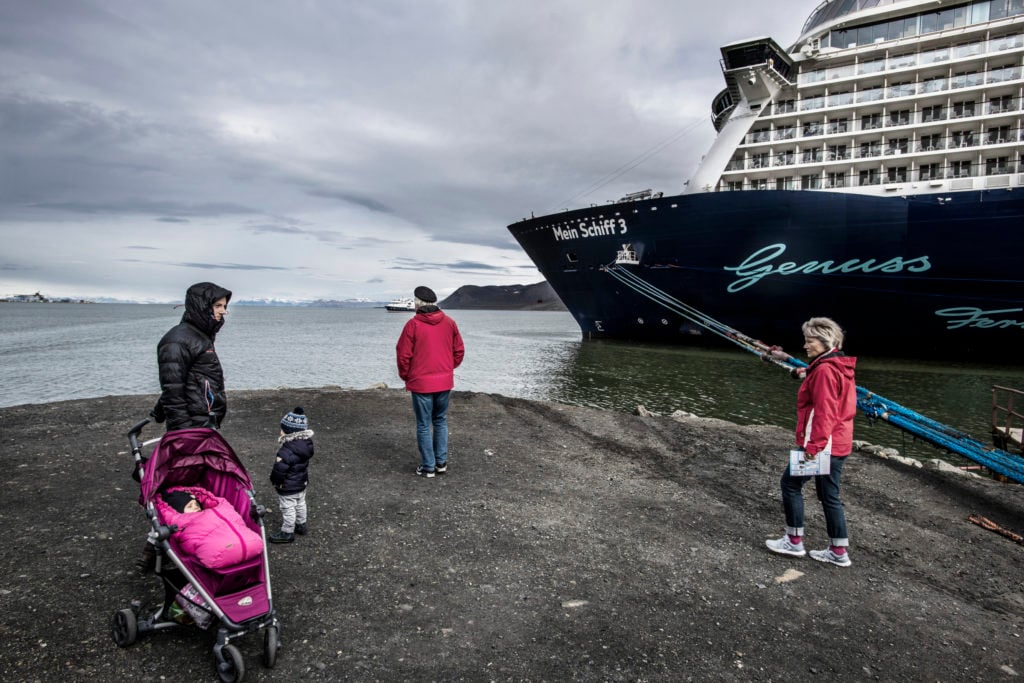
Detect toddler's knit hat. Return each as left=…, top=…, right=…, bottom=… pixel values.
left=281, top=406, right=308, bottom=433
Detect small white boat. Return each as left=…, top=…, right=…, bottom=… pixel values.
left=385, top=297, right=416, bottom=312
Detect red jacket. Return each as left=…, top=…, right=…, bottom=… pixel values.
left=156, top=486, right=263, bottom=569
left=396, top=308, right=465, bottom=393
left=795, top=352, right=858, bottom=457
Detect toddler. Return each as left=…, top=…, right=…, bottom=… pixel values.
left=269, top=407, right=314, bottom=543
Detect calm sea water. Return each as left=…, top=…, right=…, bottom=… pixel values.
left=3, top=303, right=1024, bottom=461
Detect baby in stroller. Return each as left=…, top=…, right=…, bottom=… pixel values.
left=158, top=487, right=264, bottom=569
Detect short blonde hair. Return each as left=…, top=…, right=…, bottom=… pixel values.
left=802, top=317, right=845, bottom=350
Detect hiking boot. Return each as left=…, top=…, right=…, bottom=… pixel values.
left=435, top=462, right=447, bottom=475
left=765, top=535, right=806, bottom=557
left=294, top=523, right=307, bottom=535
left=810, top=548, right=852, bottom=567
left=416, top=466, right=435, bottom=478
left=269, top=531, right=295, bottom=544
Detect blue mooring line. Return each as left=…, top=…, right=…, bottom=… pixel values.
left=604, top=263, right=1024, bottom=484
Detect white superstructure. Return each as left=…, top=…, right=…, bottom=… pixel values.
left=688, top=0, right=1024, bottom=196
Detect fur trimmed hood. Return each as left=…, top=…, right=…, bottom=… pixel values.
left=278, top=429, right=313, bottom=445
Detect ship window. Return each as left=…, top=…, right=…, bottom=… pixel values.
left=988, top=126, right=1011, bottom=144
left=858, top=59, right=885, bottom=75
left=952, top=100, right=976, bottom=118
left=888, top=54, right=917, bottom=70
left=827, top=144, right=848, bottom=161
left=856, top=86, right=884, bottom=103
left=826, top=63, right=855, bottom=80
left=955, top=42, right=983, bottom=59
left=802, top=120, right=823, bottom=137
left=918, top=164, right=940, bottom=181
left=886, top=167, right=908, bottom=183
left=802, top=148, right=824, bottom=163
left=920, top=47, right=950, bottom=64
left=776, top=177, right=795, bottom=191
left=919, top=134, right=942, bottom=152
left=857, top=23, right=886, bottom=45
left=826, top=172, right=846, bottom=189
left=800, top=96, right=825, bottom=112
left=921, top=105, right=945, bottom=122
left=888, top=17, right=918, bottom=41
left=989, top=65, right=1022, bottom=84
left=774, top=126, right=796, bottom=141
left=888, top=82, right=915, bottom=98
left=989, top=96, right=1013, bottom=115
left=826, top=118, right=849, bottom=134
left=951, top=160, right=972, bottom=178
left=888, top=110, right=910, bottom=126
left=800, top=69, right=826, bottom=85
left=858, top=169, right=881, bottom=186
left=801, top=174, right=822, bottom=190
left=952, top=130, right=975, bottom=147
left=775, top=100, right=796, bottom=115
left=920, top=77, right=946, bottom=95
left=861, top=113, right=882, bottom=130
left=887, top=138, right=909, bottom=155
left=986, top=157, right=1010, bottom=175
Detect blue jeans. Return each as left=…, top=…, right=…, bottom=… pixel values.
left=412, top=391, right=450, bottom=471
left=779, top=455, right=848, bottom=547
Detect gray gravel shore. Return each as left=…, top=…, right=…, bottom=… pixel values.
left=2, top=387, right=1023, bottom=682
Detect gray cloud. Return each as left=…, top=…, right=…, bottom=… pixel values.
left=0, top=0, right=816, bottom=301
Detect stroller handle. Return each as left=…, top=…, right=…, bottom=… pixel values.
left=127, top=418, right=151, bottom=453
left=127, top=418, right=151, bottom=483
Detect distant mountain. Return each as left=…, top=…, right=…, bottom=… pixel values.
left=440, top=282, right=566, bottom=311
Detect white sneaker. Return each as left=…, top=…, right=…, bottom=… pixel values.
left=810, top=548, right=851, bottom=567
left=765, top=535, right=806, bottom=557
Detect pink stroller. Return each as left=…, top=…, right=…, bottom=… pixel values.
left=111, top=419, right=280, bottom=683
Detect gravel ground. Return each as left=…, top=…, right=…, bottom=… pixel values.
left=2, top=387, right=1024, bottom=682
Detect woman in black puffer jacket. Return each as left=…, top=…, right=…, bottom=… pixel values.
left=153, top=281, right=232, bottom=431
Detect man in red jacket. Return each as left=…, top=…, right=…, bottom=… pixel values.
left=395, top=286, right=465, bottom=478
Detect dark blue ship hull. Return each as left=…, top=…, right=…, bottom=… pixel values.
left=508, top=190, right=1024, bottom=358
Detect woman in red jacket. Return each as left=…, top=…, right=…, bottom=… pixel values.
left=766, top=317, right=857, bottom=567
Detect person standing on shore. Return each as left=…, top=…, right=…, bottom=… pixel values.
left=139, top=282, right=232, bottom=572
left=269, top=407, right=315, bottom=544
left=395, top=286, right=465, bottom=478
left=151, top=282, right=232, bottom=432
left=766, top=317, right=857, bottom=567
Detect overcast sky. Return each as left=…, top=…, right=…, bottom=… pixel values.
left=0, top=0, right=816, bottom=302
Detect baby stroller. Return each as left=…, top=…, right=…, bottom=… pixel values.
left=111, top=418, right=281, bottom=683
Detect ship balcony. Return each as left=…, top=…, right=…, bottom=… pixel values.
left=739, top=96, right=1022, bottom=150
left=796, top=34, right=1024, bottom=88
left=720, top=161, right=1023, bottom=191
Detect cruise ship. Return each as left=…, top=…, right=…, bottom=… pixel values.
left=508, top=0, right=1024, bottom=358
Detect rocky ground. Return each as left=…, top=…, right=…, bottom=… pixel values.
left=1, top=387, right=1024, bottom=682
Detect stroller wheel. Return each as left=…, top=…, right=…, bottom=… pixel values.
left=263, top=624, right=281, bottom=668
left=111, top=608, right=138, bottom=647
left=216, top=643, right=245, bottom=683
